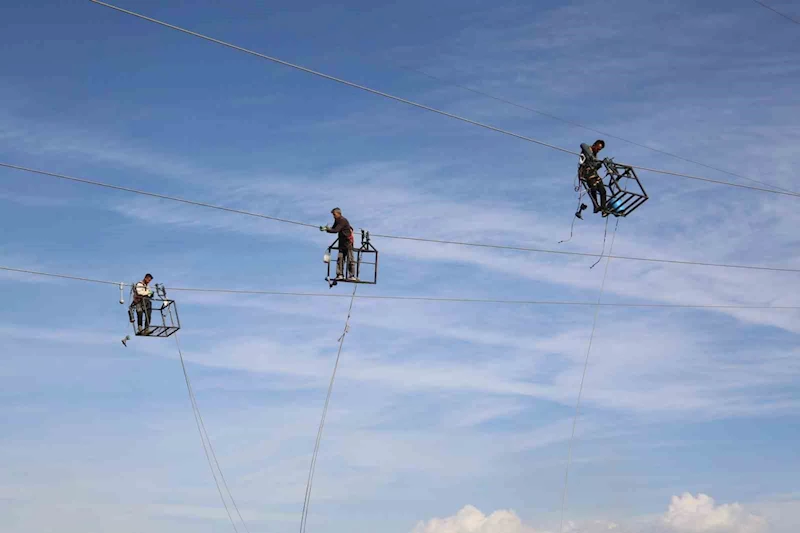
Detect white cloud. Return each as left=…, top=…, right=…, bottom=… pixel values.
left=662, top=493, right=767, bottom=533
left=410, top=505, right=540, bottom=533
left=411, top=494, right=772, bottom=533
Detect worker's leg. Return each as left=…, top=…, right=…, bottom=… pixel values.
left=336, top=248, right=345, bottom=279
left=136, top=302, right=144, bottom=330
left=589, top=188, right=600, bottom=212
left=346, top=247, right=356, bottom=279
left=597, top=183, right=607, bottom=211
left=588, top=177, right=607, bottom=212
left=144, top=299, right=152, bottom=331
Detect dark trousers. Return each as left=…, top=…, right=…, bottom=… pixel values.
left=585, top=174, right=607, bottom=211
left=136, top=299, right=152, bottom=330
left=337, top=245, right=356, bottom=278
left=590, top=183, right=607, bottom=211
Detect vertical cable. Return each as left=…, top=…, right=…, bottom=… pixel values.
left=299, top=284, right=358, bottom=533
left=559, top=219, right=620, bottom=532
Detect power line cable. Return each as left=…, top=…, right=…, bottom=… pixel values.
left=367, top=233, right=800, bottom=274
left=0, top=162, right=315, bottom=229
left=4, top=162, right=800, bottom=275
left=174, top=333, right=242, bottom=533
left=394, top=65, right=793, bottom=194
left=87, top=1, right=800, bottom=197
left=751, top=0, right=800, bottom=24
left=299, top=284, right=357, bottom=533
left=178, top=333, right=251, bottom=533
left=559, top=219, right=619, bottom=533
left=169, top=287, right=800, bottom=310
left=88, top=1, right=570, bottom=156
left=3, top=265, right=800, bottom=310
left=0, top=265, right=122, bottom=286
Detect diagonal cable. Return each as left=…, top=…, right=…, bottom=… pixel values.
left=397, top=64, right=793, bottom=194
left=174, top=334, right=241, bottom=533
left=751, top=0, right=800, bottom=24
left=0, top=162, right=315, bottom=228
left=178, top=334, right=251, bottom=533
left=4, top=265, right=800, bottom=310
left=559, top=218, right=620, bottom=533
left=87, top=1, right=800, bottom=196
left=88, top=0, right=571, bottom=155
left=4, top=162, right=800, bottom=275
left=299, top=284, right=358, bottom=533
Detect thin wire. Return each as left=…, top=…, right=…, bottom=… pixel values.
left=369, top=233, right=800, bottom=275
left=88, top=0, right=571, bottom=156
left=557, top=211, right=579, bottom=244
left=167, top=286, right=800, bottom=310
left=5, top=162, right=800, bottom=275
left=299, top=284, right=358, bottom=533
left=0, top=265, right=123, bottom=286
left=180, top=336, right=252, bottom=533
left=398, top=64, right=794, bottom=194
left=0, top=162, right=315, bottom=229
left=628, top=163, right=798, bottom=196
left=589, top=216, right=611, bottom=269
left=174, top=334, right=240, bottom=533
left=558, top=183, right=584, bottom=244
left=751, top=0, right=800, bottom=24
left=559, top=218, right=620, bottom=533
left=4, top=265, right=800, bottom=310
left=86, top=1, right=800, bottom=197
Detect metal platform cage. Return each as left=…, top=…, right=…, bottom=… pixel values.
left=599, top=159, right=649, bottom=217
left=129, top=297, right=181, bottom=337
left=325, top=230, right=378, bottom=285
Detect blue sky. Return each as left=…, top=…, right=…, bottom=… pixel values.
left=1, top=0, right=800, bottom=532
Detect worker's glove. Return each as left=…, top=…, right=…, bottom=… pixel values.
left=320, top=225, right=329, bottom=232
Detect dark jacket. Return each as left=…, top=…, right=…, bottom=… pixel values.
left=579, top=143, right=605, bottom=185
left=327, top=216, right=354, bottom=246
left=579, top=143, right=603, bottom=171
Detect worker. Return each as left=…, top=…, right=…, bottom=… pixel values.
left=578, top=139, right=609, bottom=217
left=131, top=273, right=154, bottom=334
left=320, top=208, right=357, bottom=281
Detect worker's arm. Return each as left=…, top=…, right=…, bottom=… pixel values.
left=580, top=144, right=598, bottom=163
left=580, top=144, right=605, bottom=172
left=326, top=218, right=343, bottom=233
